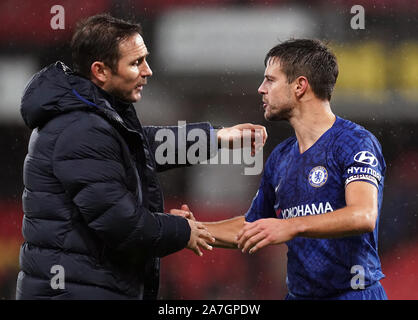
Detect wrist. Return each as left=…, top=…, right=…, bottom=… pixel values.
left=289, top=217, right=307, bottom=238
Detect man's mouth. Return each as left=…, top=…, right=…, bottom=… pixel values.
left=135, top=83, right=144, bottom=91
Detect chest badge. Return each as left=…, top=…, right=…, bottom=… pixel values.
left=308, top=166, right=328, bottom=188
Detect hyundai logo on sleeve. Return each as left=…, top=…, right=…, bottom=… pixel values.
left=353, top=151, right=378, bottom=167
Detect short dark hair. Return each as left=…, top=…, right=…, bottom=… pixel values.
left=71, top=14, right=142, bottom=78
left=265, top=39, right=339, bottom=101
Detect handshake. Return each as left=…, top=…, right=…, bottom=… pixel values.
left=170, top=205, right=215, bottom=256
left=169, top=124, right=271, bottom=256
left=170, top=204, right=266, bottom=256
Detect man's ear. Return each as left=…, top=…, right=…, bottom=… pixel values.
left=294, top=76, right=309, bottom=99
left=90, top=61, right=109, bottom=83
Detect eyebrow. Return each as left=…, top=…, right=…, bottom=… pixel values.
left=264, top=74, right=276, bottom=80
left=131, top=52, right=150, bottom=64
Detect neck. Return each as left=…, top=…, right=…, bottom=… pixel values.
left=91, top=79, right=131, bottom=111
left=289, top=99, right=336, bottom=154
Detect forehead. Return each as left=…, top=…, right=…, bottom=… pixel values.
left=118, top=33, right=148, bottom=58
left=264, top=57, right=284, bottom=76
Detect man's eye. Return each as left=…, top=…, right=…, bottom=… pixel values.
left=132, top=58, right=145, bottom=66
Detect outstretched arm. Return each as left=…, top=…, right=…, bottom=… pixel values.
left=204, top=216, right=246, bottom=249
left=237, top=181, right=378, bottom=254
left=169, top=205, right=245, bottom=249
left=144, top=123, right=267, bottom=171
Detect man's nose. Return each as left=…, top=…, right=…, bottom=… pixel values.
left=141, top=61, right=153, bottom=77
left=258, top=82, right=266, bottom=95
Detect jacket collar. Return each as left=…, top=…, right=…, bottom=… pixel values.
left=21, top=61, right=136, bottom=131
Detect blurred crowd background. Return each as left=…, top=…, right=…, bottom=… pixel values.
left=0, top=0, right=417, bottom=300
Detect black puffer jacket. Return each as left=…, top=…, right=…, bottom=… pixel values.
left=17, top=62, right=215, bottom=299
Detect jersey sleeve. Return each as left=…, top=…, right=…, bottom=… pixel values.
left=335, top=130, right=385, bottom=189
left=245, top=154, right=277, bottom=222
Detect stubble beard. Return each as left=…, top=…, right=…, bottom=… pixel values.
left=264, top=103, right=293, bottom=122
left=107, top=85, right=138, bottom=103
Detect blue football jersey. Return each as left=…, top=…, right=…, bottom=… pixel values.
left=245, top=116, right=386, bottom=298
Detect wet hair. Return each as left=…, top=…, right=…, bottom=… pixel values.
left=265, top=39, right=339, bottom=101
left=71, top=13, right=142, bottom=78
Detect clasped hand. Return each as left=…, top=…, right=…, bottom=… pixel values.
left=170, top=205, right=215, bottom=257
left=236, top=219, right=294, bottom=254
left=170, top=205, right=294, bottom=255
left=216, top=123, right=267, bottom=155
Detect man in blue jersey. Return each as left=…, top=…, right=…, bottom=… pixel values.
left=172, top=39, right=387, bottom=300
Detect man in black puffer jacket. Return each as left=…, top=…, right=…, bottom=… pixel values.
left=16, top=14, right=266, bottom=300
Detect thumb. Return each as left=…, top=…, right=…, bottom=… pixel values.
left=181, top=204, right=191, bottom=212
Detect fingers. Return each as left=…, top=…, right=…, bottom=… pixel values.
left=187, top=220, right=215, bottom=256
left=256, top=126, right=267, bottom=145
left=194, top=221, right=216, bottom=243
left=249, top=125, right=267, bottom=141
left=169, top=204, right=196, bottom=220
left=236, top=221, right=271, bottom=254
left=218, top=124, right=267, bottom=154
left=189, top=236, right=214, bottom=257
left=194, top=220, right=206, bottom=229
left=237, top=219, right=283, bottom=254
left=197, top=237, right=213, bottom=251
left=236, top=221, right=253, bottom=242
left=190, top=244, right=203, bottom=257
left=261, top=126, right=268, bottom=144
left=237, top=223, right=260, bottom=249
left=248, top=238, right=270, bottom=254
left=241, top=232, right=267, bottom=253
left=181, top=204, right=190, bottom=212
left=169, top=209, right=191, bottom=219
left=245, top=127, right=266, bottom=156
left=181, top=204, right=196, bottom=220
left=199, top=228, right=216, bottom=244
left=251, top=135, right=264, bottom=155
